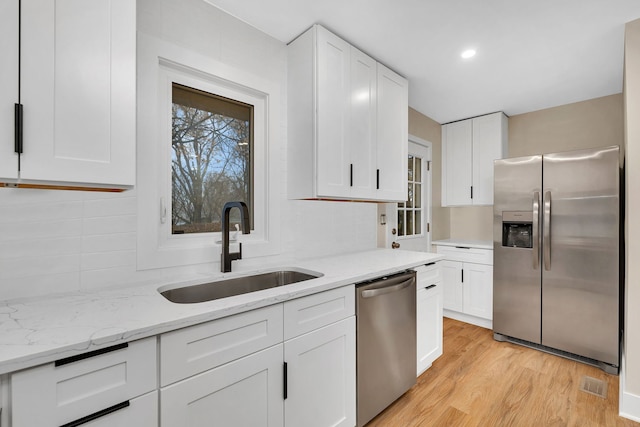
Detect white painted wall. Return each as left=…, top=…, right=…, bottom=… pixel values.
left=0, top=0, right=377, bottom=301
left=621, top=17, right=640, bottom=422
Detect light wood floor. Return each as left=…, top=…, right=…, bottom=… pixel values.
left=366, top=318, right=640, bottom=427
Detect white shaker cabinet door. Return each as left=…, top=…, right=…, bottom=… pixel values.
left=161, top=344, right=284, bottom=427
left=376, top=63, right=408, bottom=202
left=284, top=317, right=356, bottom=427
left=19, top=0, right=135, bottom=187
left=472, top=113, right=507, bottom=205
left=316, top=26, right=351, bottom=199
left=0, top=0, right=18, bottom=181
left=349, top=46, right=377, bottom=199
left=417, top=282, right=443, bottom=375
left=441, top=260, right=464, bottom=312
left=462, top=262, right=493, bottom=320
left=442, top=120, right=473, bottom=206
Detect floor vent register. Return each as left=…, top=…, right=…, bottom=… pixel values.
left=579, top=376, right=608, bottom=398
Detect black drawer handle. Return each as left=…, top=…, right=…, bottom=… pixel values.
left=60, top=401, right=130, bottom=427
left=425, top=262, right=435, bottom=266
left=455, top=246, right=471, bottom=249
left=283, top=362, right=288, bottom=400
left=425, top=284, right=437, bottom=290
left=55, top=343, right=128, bottom=367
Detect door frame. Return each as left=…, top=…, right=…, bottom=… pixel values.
left=377, top=135, right=432, bottom=251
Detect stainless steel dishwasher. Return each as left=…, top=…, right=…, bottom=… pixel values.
left=356, top=270, right=416, bottom=427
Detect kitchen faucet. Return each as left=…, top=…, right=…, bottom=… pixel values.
left=220, top=201, right=250, bottom=273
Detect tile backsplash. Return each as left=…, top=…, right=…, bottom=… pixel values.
left=0, top=188, right=377, bottom=301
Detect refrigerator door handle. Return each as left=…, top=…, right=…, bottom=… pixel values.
left=533, top=191, right=540, bottom=269
left=543, top=191, right=552, bottom=271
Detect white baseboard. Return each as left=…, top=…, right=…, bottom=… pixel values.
left=619, top=344, right=640, bottom=422
left=443, top=309, right=492, bottom=329
left=621, top=391, right=640, bottom=422
left=618, top=346, right=640, bottom=422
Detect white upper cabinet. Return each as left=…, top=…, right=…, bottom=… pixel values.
left=288, top=24, right=408, bottom=202
left=1, top=0, right=136, bottom=190
left=376, top=63, right=409, bottom=201
left=315, top=27, right=352, bottom=199
left=442, top=112, right=507, bottom=206
left=442, top=120, right=473, bottom=206
left=0, top=0, right=19, bottom=181
left=348, top=46, right=378, bottom=199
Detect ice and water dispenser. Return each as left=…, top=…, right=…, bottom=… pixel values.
left=502, top=211, right=533, bottom=248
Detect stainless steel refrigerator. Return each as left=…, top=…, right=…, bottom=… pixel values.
left=493, top=145, right=621, bottom=374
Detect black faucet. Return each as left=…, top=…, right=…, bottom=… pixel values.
left=220, top=201, right=250, bottom=273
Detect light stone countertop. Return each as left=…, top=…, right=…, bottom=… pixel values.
left=432, top=239, right=493, bottom=250
left=0, top=249, right=443, bottom=375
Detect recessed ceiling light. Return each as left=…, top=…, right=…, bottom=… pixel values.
left=461, top=49, right=476, bottom=59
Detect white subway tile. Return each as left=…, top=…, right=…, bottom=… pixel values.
left=0, top=254, right=80, bottom=280
left=0, top=272, right=80, bottom=301
left=0, top=237, right=81, bottom=260
left=82, top=233, right=136, bottom=253
left=82, top=215, right=137, bottom=235
left=83, top=196, right=136, bottom=218
left=0, top=219, right=83, bottom=241
left=81, top=250, right=136, bottom=271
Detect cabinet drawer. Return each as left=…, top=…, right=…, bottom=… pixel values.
left=160, top=304, right=283, bottom=386
left=63, top=391, right=158, bottom=427
left=11, top=337, right=156, bottom=427
left=284, top=285, right=355, bottom=340
left=436, top=245, right=493, bottom=265
left=415, top=262, right=441, bottom=287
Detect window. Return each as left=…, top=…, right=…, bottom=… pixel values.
left=171, top=83, right=253, bottom=234
left=136, top=36, right=282, bottom=270
left=398, top=154, right=423, bottom=237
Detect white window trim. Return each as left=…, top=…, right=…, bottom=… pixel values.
left=136, top=33, right=281, bottom=270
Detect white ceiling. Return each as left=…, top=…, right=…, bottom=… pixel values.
left=203, top=0, right=640, bottom=124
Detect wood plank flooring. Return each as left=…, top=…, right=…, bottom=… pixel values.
left=366, top=318, right=639, bottom=427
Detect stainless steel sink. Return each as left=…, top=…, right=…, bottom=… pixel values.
left=160, top=269, right=322, bottom=303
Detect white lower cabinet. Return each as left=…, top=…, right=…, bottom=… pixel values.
left=3, top=286, right=358, bottom=427
left=284, top=318, right=356, bottom=427
left=161, top=345, right=284, bottom=427
left=159, top=285, right=356, bottom=427
left=436, top=245, right=493, bottom=328
left=415, top=263, right=443, bottom=376
left=11, top=337, right=157, bottom=427
left=441, top=260, right=464, bottom=312
left=462, top=263, right=493, bottom=319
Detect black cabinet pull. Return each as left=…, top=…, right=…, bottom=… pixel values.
left=283, top=362, right=288, bottom=399
left=425, top=284, right=437, bottom=290
left=55, top=343, right=128, bottom=367
left=376, top=169, right=380, bottom=189
left=14, top=103, right=23, bottom=154
left=455, top=246, right=471, bottom=249
left=470, top=186, right=473, bottom=199
left=60, top=401, right=130, bottom=427
left=461, top=270, right=464, bottom=283
left=350, top=164, right=353, bottom=187
left=425, top=262, right=435, bottom=266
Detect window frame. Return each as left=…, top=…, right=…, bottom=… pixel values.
left=136, top=34, right=281, bottom=270
left=170, top=82, right=255, bottom=235
left=395, top=136, right=432, bottom=251
left=397, top=153, right=425, bottom=238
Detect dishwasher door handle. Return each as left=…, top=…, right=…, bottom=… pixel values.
left=361, top=278, right=413, bottom=298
